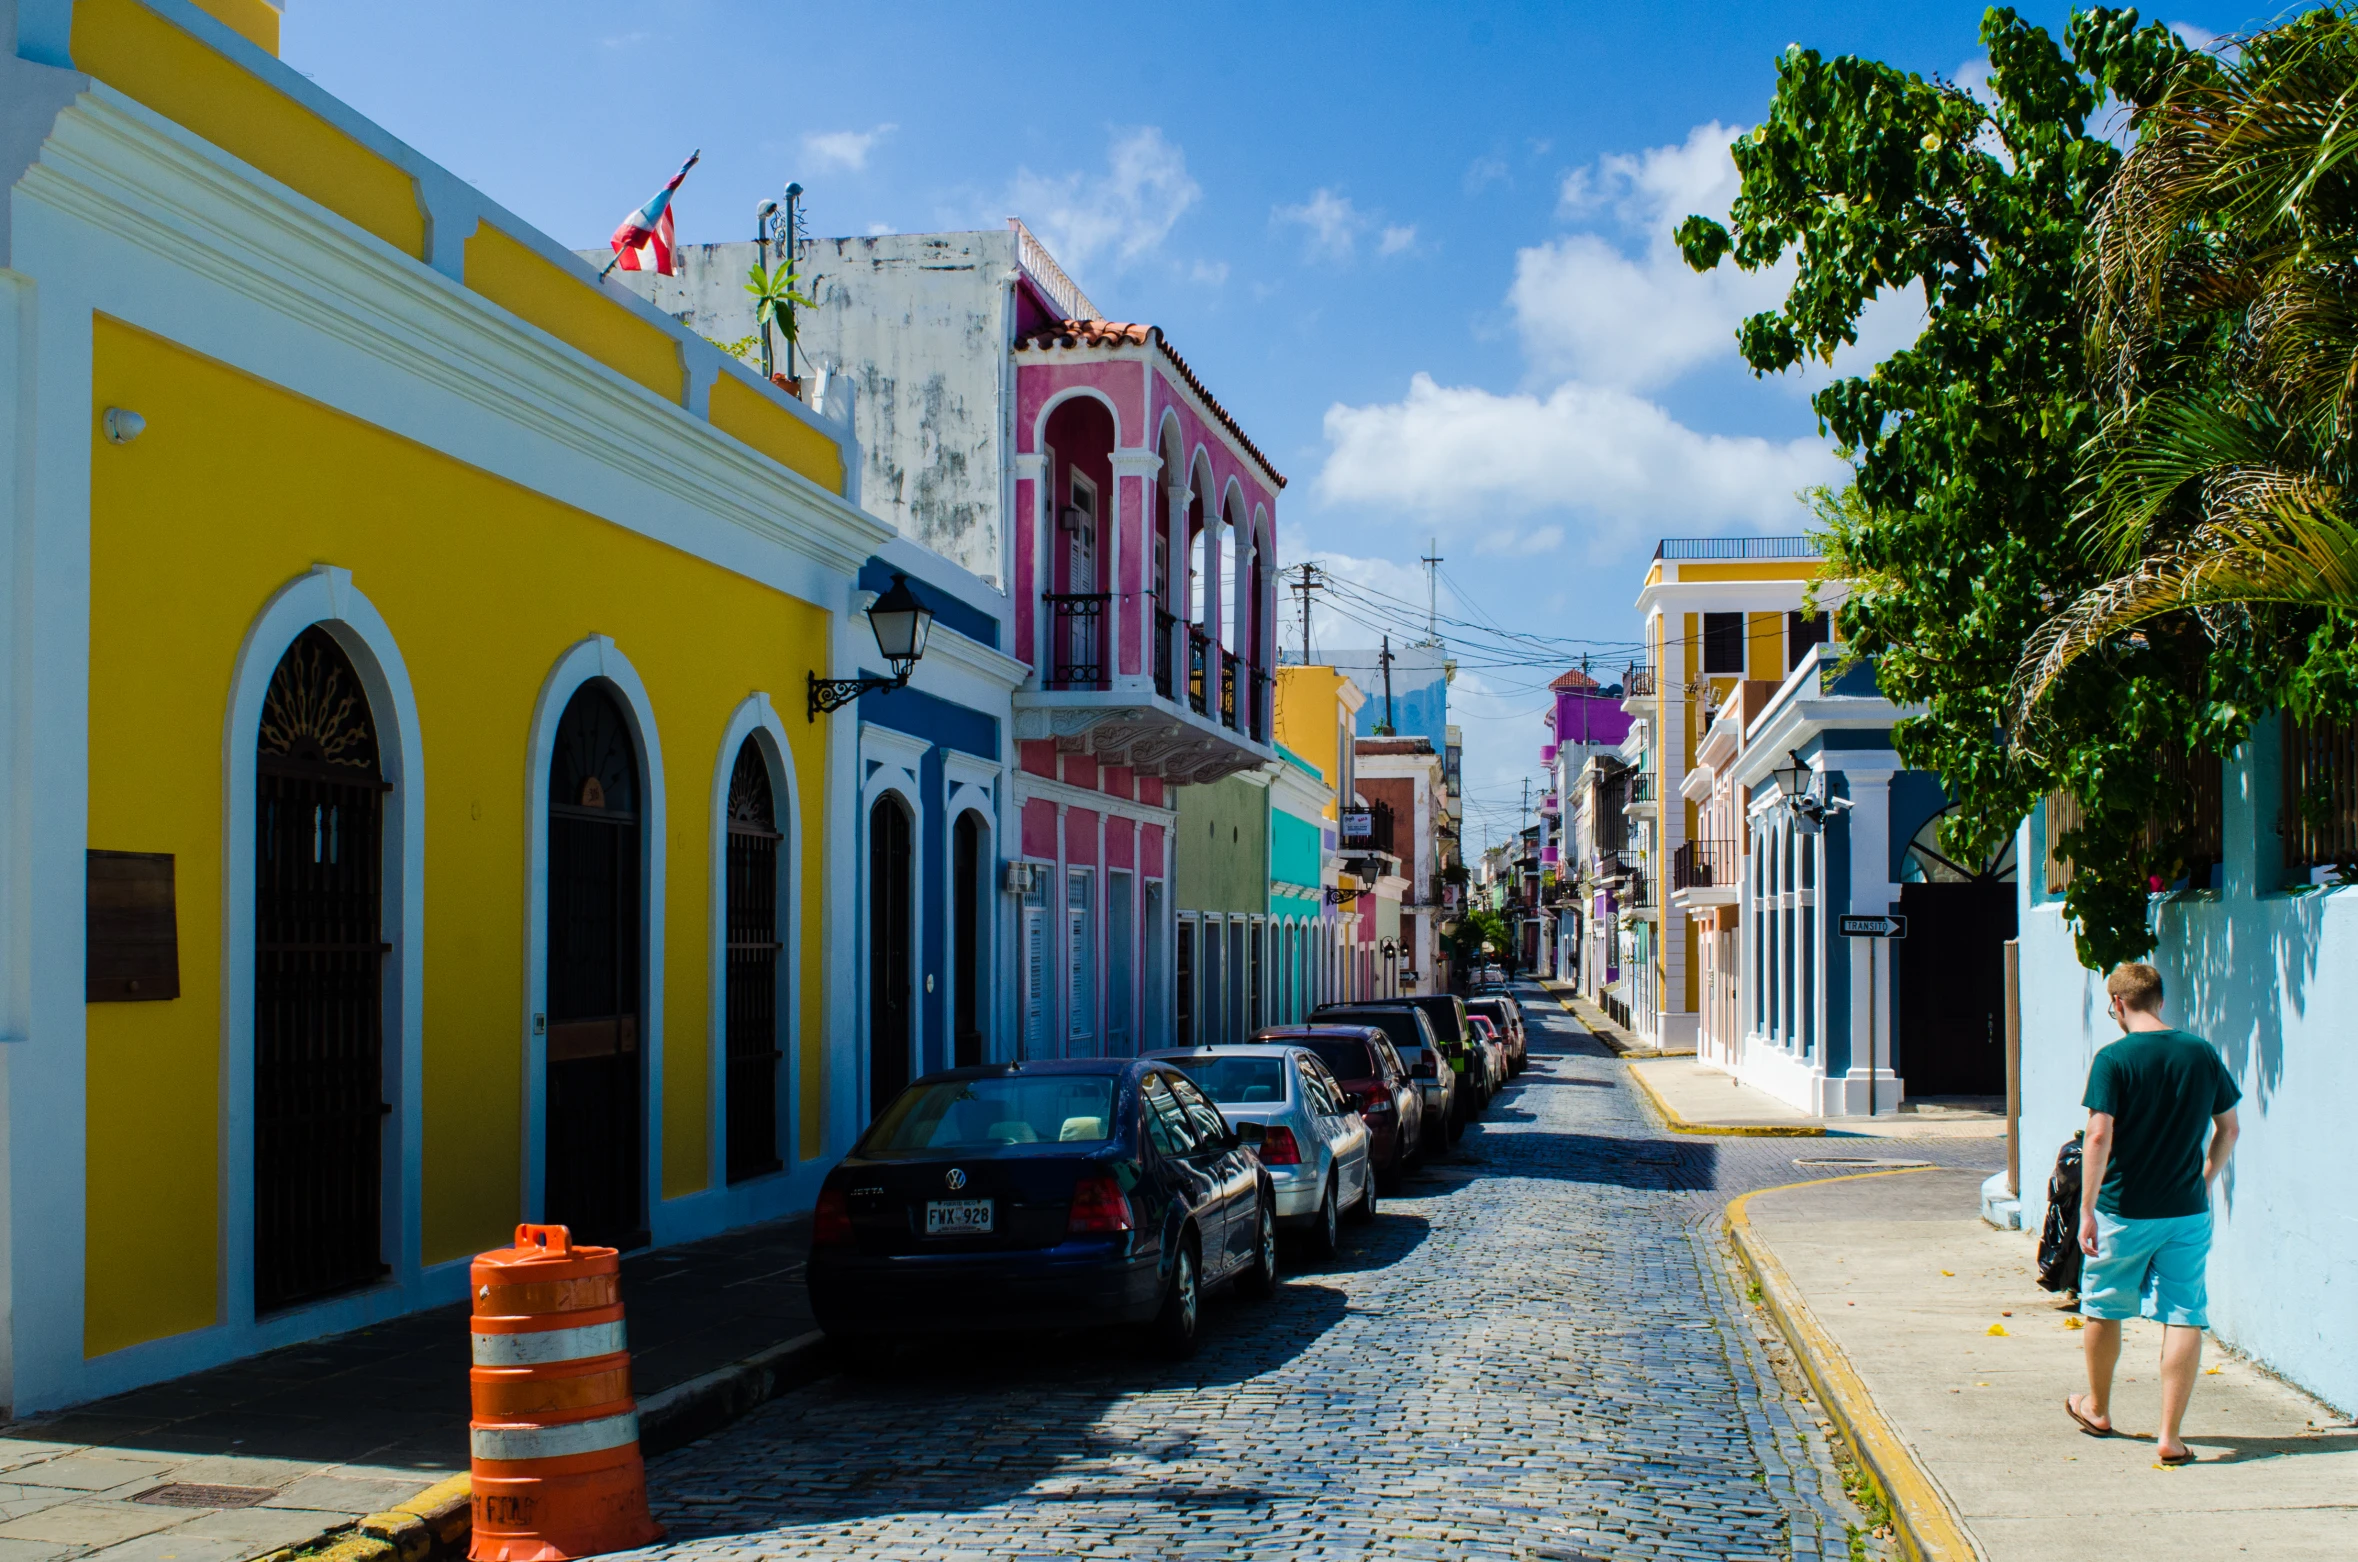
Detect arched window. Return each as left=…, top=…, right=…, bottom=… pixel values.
left=868, top=795, right=915, bottom=1118
left=546, top=684, right=644, bottom=1248
left=1901, top=806, right=2019, bottom=883
left=724, top=739, right=783, bottom=1183
left=254, top=626, right=387, bottom=1313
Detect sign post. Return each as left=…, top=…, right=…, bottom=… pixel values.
left=1838, top=915, right=1908, bottom=1116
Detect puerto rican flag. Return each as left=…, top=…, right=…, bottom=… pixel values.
left=608, top=150, right=700, bottom=276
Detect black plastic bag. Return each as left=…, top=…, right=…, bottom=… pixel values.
left=2036, top=1132, right=2085, bottom=1295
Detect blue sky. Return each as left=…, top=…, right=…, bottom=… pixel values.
left=282, top=0, right=2245, bottom=847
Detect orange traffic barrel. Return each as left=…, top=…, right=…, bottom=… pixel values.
left=468, top=1224, right=663, bottom=1561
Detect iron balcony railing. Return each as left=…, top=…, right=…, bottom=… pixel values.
left=1672, top=838, right=1738, bottom=891
left=1654, top=535, right=1825, bottom=562
left=1154, top=604, right=1178, bottom=699
left=1623, top=666, right=1656, bottom=698
left=1626, top=773, right=1652, bottom=805
left=1043, top=593, right=1110, bottom=688
left=1187, top=627, right=1211, bottom=715
left=1220, top=655, right=1238, bottom=730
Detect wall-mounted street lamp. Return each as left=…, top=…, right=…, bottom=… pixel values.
left=808, top=571, right=935, bottom=719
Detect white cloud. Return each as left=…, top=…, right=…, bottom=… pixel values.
left=1274, top=188, right=1366, bottom=260
left=802, top=123, right=896, bottom=173
left=1464, top=154, right=1509, bottom=195
left=1005, top=126, right=1201, bottom=274
left=1316, top=373, right=1843, bottom=550
left=1189, top=258, right=1230, bottom=286
left=1378, top=224, right=1418, bottom=257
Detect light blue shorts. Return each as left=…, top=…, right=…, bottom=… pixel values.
left=2081, top=1209, right=2211, bottom=1328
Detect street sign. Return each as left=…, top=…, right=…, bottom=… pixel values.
left=1839, top=914, right=1908, bottom=939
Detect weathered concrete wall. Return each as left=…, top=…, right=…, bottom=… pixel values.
left=597, top=232, right=1012, bottom=585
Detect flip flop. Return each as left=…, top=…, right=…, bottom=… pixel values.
left=2065, top=1396, right=2115, bottom=1438
left=2157, top=1449, right=2196, bottom=1466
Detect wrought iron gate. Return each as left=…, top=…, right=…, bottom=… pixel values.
left=868, top=797, right=912, bottom=1119
left=254, top=627, right=389, bottom=1314
left=545, top=685, right=644, bottom=1248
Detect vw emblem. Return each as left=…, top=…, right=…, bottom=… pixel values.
left=945, top=1167, right=968, bottom=1192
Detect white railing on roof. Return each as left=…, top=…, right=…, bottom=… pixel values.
left=1008, top=217, right=1100, bottom=323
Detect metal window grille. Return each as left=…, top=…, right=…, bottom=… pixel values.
left=724, top=741, right=782, bottom=1184
left=2284, top=718, right=2358, bottom=870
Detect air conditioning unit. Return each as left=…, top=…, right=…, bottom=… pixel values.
left=1000, top=861, right=1045, bottom=896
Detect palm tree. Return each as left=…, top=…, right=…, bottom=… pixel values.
left=2011, top=11, right=2358, bottom=729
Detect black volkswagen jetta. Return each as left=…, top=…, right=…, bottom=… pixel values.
left=808, top=1059, right=1277, bottom=1358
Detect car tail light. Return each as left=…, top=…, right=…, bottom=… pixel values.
left=1355, top=1086, right=1394, bottom=1114
left=1067, top=1172, right=1135, bottom=1234
left=1411, top=1054, right=1438, bottom=1078
left=1257, top=1126, right=1303, bottom=1165
left=813, top=1186, right=852, bottom=1246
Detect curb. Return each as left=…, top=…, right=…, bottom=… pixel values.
left=1625, top=1056, right=1826, bottom=1138
left=637, top=1328, right=833, bottom=1456
left=244, top=1332, right=834, bottom=1561
left=1725, top=1171, right=1982, bottom=1562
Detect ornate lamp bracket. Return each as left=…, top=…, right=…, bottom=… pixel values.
left=807, top=670, right=909, bottom=720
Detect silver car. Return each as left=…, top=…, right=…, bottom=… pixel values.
left=1147, top=1045, right=1374, bottom=1259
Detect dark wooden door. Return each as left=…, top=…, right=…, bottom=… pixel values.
left=1896, top=881, right=2015, bottom=1098
left=953, top=812, right=982, bottom=1066
left=869, top=796, right=913, bottom=1120
left=725, top=741, right=783, bottom=1183
left=254, top=627, right=389, bottom=1313
left=546, top=685, right=644, bottom=1248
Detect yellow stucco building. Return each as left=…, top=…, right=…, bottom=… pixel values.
left=1, top=0, right=890, bottom=1410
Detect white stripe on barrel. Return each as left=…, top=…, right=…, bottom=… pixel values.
left=470, top=1319, right=627, bottom=1366
left=469, top=1410, right=641, bottom=1462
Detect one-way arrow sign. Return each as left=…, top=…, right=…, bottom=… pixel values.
left=1839, top=914, right=1908, bottom=939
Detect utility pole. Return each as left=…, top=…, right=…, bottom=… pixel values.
left=1376, top=635, right=1396, bottom=736
left=1420, top=539, right=1443, bottom=646
left=1291, top=562, right=1321, bottom=665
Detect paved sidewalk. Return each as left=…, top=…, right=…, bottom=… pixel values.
left=0, top=1214, right=817, bottom=1562
left=1631, top=1055, right=2008, bottom=1141
left=1739, top=1168, right=2358, bottom=1561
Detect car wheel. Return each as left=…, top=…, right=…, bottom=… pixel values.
left=1234, top=1200, right=1279, bottom=1301
left=1348, top=1164, right=1378, bottom=1223
left=1149, top=1241, right=1201, bottom=1357
left=1305, top=1174, right=1341, bottom=1261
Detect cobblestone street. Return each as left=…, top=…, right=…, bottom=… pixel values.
left=637, top=993, right=2000, bottom=1561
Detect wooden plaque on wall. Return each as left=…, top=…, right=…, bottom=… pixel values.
left=87, top=850, right=179, bottom=1002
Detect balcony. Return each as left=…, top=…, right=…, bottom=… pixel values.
left=1016, top=604, right=1276, bottom=787
left=1671, top=838, right=1740, bottom=909
left=1625, top=771, right=1657, bottom=819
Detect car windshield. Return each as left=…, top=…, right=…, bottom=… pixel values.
left=1167, top=1055, right=1290, bottom=1105
left=1315, top=1008, right=1429, bottom=1056
left=1284, top=1038, right=1373, bottom=1079
left=865, top=1075, right=1117, bottom=1152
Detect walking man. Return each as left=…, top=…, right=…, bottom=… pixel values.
left=2064, top=962, right=2240, bottom=1464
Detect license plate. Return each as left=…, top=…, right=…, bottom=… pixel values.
left=925, top=1198, right=994, bottom=1235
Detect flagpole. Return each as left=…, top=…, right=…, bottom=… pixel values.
left=600, top=149, right=700, bottom=282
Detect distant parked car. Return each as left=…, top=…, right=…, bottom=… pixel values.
left=808, top=1059, right=1276, bottom=1360
left=1244, top=1023, right=1424, bottom=1190
left=1467, top=994, right=1527, bottom=1075
left=1388, top=994, right=1486, bottom=1114
left=1311, top=1001, right=1458, bottom=1148
left=1467, top=1013, right=1509, bottom=1093
left=1149, top=1045, right=1373, bottom=1259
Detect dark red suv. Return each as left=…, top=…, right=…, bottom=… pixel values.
left=1241, top=1024, right=1425, bottom=1190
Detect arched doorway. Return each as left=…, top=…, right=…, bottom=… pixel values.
left=953, top=811, right=984, bottom=1067
left=546, top=684, right=645, bottom=1248
left=254, top=626, right=389, bottom=1313
left=724, top=739, right=783, bottom=1183
left=868, top=795, right=914, bottom=1119
left=1896, top=807, right=2018, bottom=1099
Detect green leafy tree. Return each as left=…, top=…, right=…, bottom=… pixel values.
left=2012, top=13, right=2358, bottom=734
left=1680, top=7, right=2234, bottom=970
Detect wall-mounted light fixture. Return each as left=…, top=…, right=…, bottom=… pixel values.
left=808, top=571, right=936, bottom=719
left=102, top=407, right=145, bottom=444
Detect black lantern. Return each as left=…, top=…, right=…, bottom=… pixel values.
left=1770, top=748, right=1810, bottom=799
left=809, top=572, right=937, bottom=718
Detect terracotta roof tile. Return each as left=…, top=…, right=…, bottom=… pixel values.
left=1550, top=668, right=1602, bottom=691
left=1018, top=320, right=1287, bottom=489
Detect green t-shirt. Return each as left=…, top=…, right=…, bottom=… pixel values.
left=2082, top=1028, right=2241, bottom=1218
